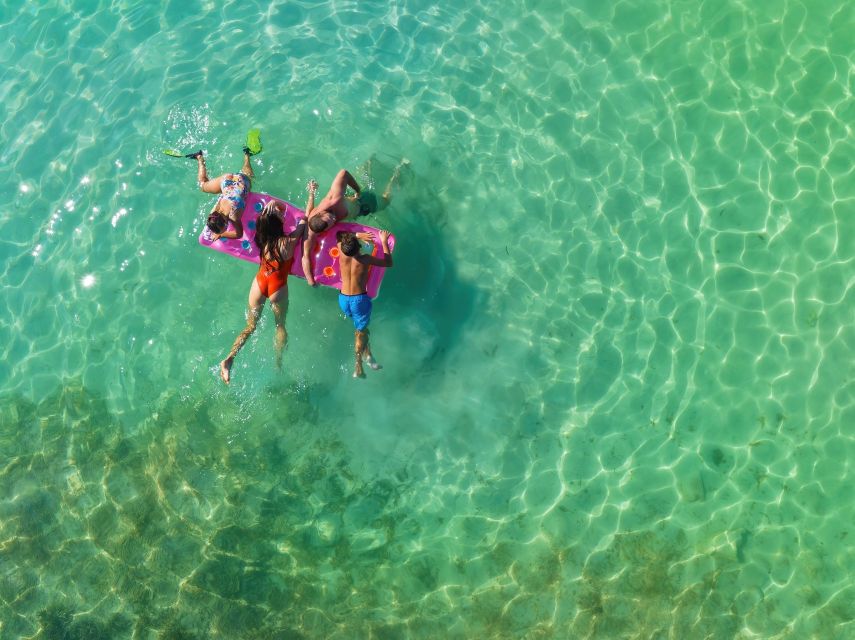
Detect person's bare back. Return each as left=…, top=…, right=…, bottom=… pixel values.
left=339, top=234, right=377, bottom=294
left=336, top=230, right=393, bottom=377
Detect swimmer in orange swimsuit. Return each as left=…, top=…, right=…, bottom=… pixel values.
left=219, top=196, right=309, bottom=384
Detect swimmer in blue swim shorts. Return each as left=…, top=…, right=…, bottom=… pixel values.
left=336, top=229, right=393, bottom=378
left=188, top=146, right=256, bottom=241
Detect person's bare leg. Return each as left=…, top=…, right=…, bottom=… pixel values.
left=241, top=150, right=254, bottom=180
left=200, top=170, right=227, bottom=194
left=220, top=281, right=265, bottom=384
left=380, top=159, right=409, bottom=208
left=353, top=329, right=367, bottom=378
left=220, top=310, right=259, bottom=384
left=363, top=339, right=382, bottom=371
left=270, top=292, right=289, bottom=370
left=196, top=154, right=210, bottom=186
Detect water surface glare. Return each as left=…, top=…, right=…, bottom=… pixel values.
left=1, top=0, right=853, bottom=638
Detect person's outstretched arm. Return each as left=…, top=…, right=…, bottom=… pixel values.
left=216, top=217, right=243, bottom=240
left=306, top=179, right=318, bottom=214
left=302, top=230, right=317, bottom=286
left=342, top=170, right=361, bottom=197
left=361, top=230, right=393, bottom=267
left=328, top=169, right=361, bottom=199
left=289, top=217, right=307, bottom=239
left=301, top=180, right=319, bottom=285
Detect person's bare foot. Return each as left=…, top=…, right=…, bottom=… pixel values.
left=366, top=356, right=382, bottom=371
left=220, top=357, right=233, bottom=384
left=353, top=362, right=366, bottom=378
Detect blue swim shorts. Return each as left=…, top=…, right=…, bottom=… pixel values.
left=338, top=293, right=372, bottom=331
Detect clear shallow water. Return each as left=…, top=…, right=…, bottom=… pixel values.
left=1, top=0, right=853, bottom=638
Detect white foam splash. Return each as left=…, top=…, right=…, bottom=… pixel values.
left=111, top=207, right=128, bottom=227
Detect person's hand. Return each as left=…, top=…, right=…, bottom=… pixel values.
left=210, top=232, right=222, bottom=242
left=307, top=180, right=318, bottom=194
left=355, top=232, right=372, bottom=242
left=378, top=229, right=391, bottom=244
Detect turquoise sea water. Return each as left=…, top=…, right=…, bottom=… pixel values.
left=1, top=0, right=853, bottom=638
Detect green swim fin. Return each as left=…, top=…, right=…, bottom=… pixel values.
left=164, top=149, right=203, bottom=159
left=244, top=129, right=262, bottom=156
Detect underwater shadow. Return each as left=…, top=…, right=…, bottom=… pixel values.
left=366, top=159, right=483, bottom=384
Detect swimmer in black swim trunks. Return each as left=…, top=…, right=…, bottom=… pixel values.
left=302, top=158, right=408, bottom=286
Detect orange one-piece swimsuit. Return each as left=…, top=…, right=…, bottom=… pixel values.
left=256, top=256, right=293, bottom=298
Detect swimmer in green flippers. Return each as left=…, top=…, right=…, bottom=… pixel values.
left=244, top=128, right=262, bottom=156
left=184, top=130, right=262, bottom=241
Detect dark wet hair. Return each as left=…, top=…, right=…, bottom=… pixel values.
left=309, top=215, right=331, bottom=233
left=339, top=233, right=360, bottom=257
left=207, top=211, right=227, bottom=234
left=254, top=203, right=286, bottom=262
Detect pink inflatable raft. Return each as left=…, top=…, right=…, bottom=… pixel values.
left=198, top=191, right=394, bottom=298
